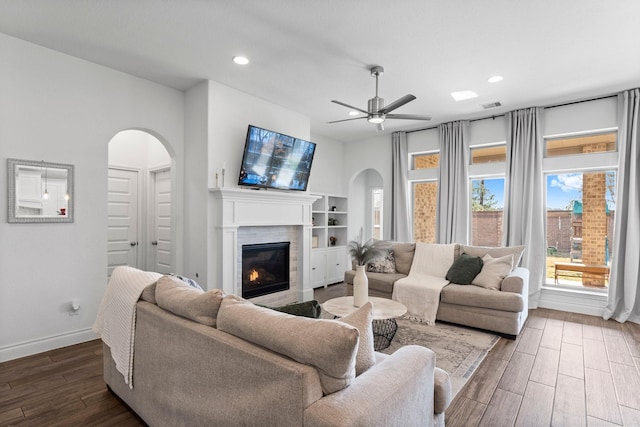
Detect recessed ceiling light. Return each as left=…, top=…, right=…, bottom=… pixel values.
left=232, top=56, right=249, bottom=65
left=488, top=75, right=503, bottom=83
left=451, top=91, right=478, bottom=101
left=348, top=111, right=360, bottom=116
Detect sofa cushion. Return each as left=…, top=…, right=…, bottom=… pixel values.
left=338, top=302, right=375, bottom=376
left=472, top=254, right=514, bottom=290
left=155, top=275, right=225, bottom=327
left=440, top=283, right=524, bottom=312
left=367, top=251, right=396, bottom=273
left=392, top=243, right=416, bottom=275
left=445, top=253, right=484, bottom=285
left=461, top=245, right=525, bottom=270
left=140, top=274, right=202, bottom=304
left=217, top=295, right=359, bottom=395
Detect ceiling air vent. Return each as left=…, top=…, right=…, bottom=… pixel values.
left=482, top=101, right=502, bottom=109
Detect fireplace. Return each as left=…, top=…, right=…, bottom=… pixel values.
left=241, top=242, right=290, bottom=299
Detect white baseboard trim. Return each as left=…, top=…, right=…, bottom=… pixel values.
left=538, top=286, right=608, bottom=317
left=0, top=328, right=98, bottom=363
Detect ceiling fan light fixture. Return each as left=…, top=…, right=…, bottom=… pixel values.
left=368, top=115, right=385, bottom=124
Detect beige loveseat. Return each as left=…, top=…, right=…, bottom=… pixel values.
left=345, top=242, right=529, bottom=337
left=101, top=270, right=452, bottom=427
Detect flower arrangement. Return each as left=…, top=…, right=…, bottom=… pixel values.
left=347, top=229, right=389, bottom=266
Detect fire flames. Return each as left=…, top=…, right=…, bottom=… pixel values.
left=249, top=268, right=259, bottom=282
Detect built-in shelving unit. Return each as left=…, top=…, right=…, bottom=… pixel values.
left=310, top=193, right=349, bottom=288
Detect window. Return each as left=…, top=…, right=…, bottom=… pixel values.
left=470, top=177, right=505, bottom=246
left=412, top=153, right=439, bottom=170
left=372, top=188, right=383, bottom=240
left=545, top=170, right=616, bottom=290
left=546, top=132, right=616, bottom=157
left=471, top=145, right=506, bottom=164
left=413, top=181, right=437, bottom=243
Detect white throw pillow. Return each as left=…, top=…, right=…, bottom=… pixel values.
left=338, top=302, right=375, bottom=376
left=471, top=254, right=514, bottom=290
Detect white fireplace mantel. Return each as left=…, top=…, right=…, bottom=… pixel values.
left=209, top=187, right=320, bottom=302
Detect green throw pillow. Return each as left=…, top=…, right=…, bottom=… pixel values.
left=445, top=253, right=484, bottom=285
left=259, top=300, right=322, bottom=319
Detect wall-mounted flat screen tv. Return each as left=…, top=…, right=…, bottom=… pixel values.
left=238, top=125, right=316, bottom=191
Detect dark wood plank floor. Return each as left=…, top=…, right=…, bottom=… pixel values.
left=2, top=283, right=639, bottom=426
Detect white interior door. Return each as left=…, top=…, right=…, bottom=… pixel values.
left=108, top=168, right=140, bottom=276
left=150, top=168, right=172, bottom=274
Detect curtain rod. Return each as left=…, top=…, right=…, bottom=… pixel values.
left=405, top=93, right=618, bottom=135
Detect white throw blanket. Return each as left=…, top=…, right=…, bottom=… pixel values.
left=392, top=243, right=457, bottom=325
left=92, top=266, right=162, bottom=388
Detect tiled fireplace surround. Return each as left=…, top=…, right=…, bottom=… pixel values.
left=210, top=188, right=320, bottom=305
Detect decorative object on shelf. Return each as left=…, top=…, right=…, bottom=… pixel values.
left=215, top=161, right=226, bottom=188
left=347, top=229, right=389, bottom=307
left=328, top=218, right=336, bottom=226
left=312, top=235, right=319, bottom=248
left=312, top=217, right=315, bottom=226
left=331, top=206, right=337, bottom=211
left=329, top=236, right=337, bottom=246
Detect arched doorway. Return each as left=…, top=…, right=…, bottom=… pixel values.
left=349, top=168, right=385, bottom=241
left=107, top=129, right=174, bottom=275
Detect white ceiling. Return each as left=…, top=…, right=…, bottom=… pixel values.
left=2, top=1, right=640, bottom=142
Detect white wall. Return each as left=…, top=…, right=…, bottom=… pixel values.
left=0, top=34, right=184, bottom=362
left=208, top=81, right=311, bottom=190
left=308, top=133, right=346, bottom=195
left=183, top=81, right=210, bottom=284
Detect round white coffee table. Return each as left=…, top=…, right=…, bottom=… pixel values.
left=322, top=296, right=407, bottom=350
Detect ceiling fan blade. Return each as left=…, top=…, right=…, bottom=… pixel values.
left=379, top=94, right=416, bottom=114
left=327, top=116, right=367, bottom=124
left=385, top=113, right=432, bottom=121
left=331, top=100, right=369, bottom=115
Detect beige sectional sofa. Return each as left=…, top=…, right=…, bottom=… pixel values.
left=345, top=242, right=529, bottom=337
left=100, top=270, right=452, bottom=427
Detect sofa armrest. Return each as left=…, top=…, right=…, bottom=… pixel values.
left=434, top=367, right=452, bottom=414
left=501, top=267, right=529, bottom=294
left=304, top=345, right=437, bottom=427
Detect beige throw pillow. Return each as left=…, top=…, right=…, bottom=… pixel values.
left=217, top=295, right=359, bottom=395
left=155, top=275, right=225, bottom=327
left=471, top=254, right=514, bottom=290
left=338, top=302, right=375, bottom=376
left=461, top=245, right=525, bottom=271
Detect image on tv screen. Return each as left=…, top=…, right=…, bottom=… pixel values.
left=238, top=126, right=316, bottom=191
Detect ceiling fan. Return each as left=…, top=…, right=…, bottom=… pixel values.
left=329, top=66, right=431, bottom=131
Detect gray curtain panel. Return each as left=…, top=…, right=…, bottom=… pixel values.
left=391, top=131, right=412, bottom=242
left=436, top=121, right=469, bottom=244
left=503, top=107, right=546, bottom=308
left=604, top=89, right=640, bottom=323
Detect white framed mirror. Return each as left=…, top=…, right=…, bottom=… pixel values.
left=7, top=158, right=74, bottom=223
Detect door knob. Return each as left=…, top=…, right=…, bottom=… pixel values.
left=151, top=241, right=158, bottom=246
left=130, top=241, right=138, bottom=247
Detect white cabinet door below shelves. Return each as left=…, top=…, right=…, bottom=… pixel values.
left=311, top=250, right=326, bottom=288
left=326, top=247, right=347, bottom=284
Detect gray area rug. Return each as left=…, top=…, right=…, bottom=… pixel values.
left=380, top=318, right=500, bottom=397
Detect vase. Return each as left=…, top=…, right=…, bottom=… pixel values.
left=353, top=265, right=369, bottom=307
